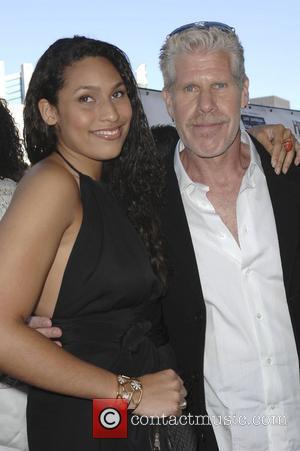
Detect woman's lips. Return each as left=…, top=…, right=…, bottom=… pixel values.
left=91, top=127, right=122, bottom=140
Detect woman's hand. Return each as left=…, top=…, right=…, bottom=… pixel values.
left=248, top=124, right=300, bottom=174
left=133, top=369, right=187, bottom=417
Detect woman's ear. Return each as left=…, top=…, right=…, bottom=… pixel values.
left=38, top=99, right=58, bottom=126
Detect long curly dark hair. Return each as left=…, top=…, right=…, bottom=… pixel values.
left=23, top=36, right=167, bottom=286
left=0, top=98, right=27, bottom=181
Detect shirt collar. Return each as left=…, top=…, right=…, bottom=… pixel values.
left=240, top=129, right=264, bottom=189
left=174, top=139, right=209, bottom=194
left=174, top=130, right=264, bottom=193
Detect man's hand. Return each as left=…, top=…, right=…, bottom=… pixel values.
left=27, top=316, right=62, bottom=346
left=248, top=124, right=300, bottom=174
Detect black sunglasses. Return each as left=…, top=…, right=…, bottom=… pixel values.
left=168, top=21, right=235, bottom=38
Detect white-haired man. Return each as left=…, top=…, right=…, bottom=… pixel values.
left=159, top=21, right=300, bottom=450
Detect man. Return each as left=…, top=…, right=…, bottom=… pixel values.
left=159, top=22, right=300, bottom=450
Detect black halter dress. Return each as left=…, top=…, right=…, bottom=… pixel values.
left=26, top=156, right=196, bottom=450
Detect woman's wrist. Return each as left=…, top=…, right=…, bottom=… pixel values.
left=116, top=374, right=143, bottom=410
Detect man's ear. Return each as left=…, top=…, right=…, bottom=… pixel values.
left=162, top=88, right=175, bottom=121
left=38, top=99, right=58, bottom=126
left=241, top=77, right=249, bottom=108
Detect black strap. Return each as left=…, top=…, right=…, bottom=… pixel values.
left=56, top=150, right=82, bottom=176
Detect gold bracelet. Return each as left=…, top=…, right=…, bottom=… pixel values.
left=131, top=384, right=143, bottom=411
left=116, top=375, right=133, bottom=404
left=116, top=374, right=143, bottom=410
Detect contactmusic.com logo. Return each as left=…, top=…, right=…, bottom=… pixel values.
left=93, top=399, right=128, bottom=438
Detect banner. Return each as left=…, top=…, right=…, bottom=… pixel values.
left=241, top=104, right=300, bottom=139
left=140, top=88, right=300, bottom=141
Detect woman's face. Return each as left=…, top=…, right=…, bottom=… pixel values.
left=41, top=56, right=132, bottom=163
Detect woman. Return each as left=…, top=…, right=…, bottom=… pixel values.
left=0, top=98, right=29, bottom=450
left=0, top=98, right=27, bottom=218
left=0, top=36, right=193, bottom=450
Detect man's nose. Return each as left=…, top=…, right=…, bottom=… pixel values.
left=196, top=89, right=215, bottom=113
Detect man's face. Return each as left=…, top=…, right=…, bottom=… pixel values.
left=163, top=50, right=249, bottom=159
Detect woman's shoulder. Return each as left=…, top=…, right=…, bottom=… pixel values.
left=19, top=157, right=80, bottom=202
left=6, top=157, right=82, bottom=228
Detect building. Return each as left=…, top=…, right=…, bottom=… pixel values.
left=250, top=95, right=290, bottom=109
left=0, top=60, right=33, bottom=105
left=0, top=60, right=34, bottom=136
left=135, top=63, right=148, bottom=88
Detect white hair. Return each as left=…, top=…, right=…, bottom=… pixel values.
left=159, top=27, right=247, bottom=90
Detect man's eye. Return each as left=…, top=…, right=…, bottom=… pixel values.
left=184, top=85, right=198, bottom=93
left=213, top=83, right=227, bottom=89
left=79, top=95, right=94, bottom=103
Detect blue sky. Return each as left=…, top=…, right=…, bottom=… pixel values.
left=1, top=0, right=299, bottom=109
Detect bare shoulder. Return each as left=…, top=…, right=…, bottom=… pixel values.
left=8, top=157, right=81, bottom=227
left=0, top=157, right=84, bottom=318
left=17, top=157, right=80, bottom=202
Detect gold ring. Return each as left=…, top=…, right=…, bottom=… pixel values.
left=180, top=400, right=187, bottom=409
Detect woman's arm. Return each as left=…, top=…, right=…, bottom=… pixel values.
left=0, top=162, right=184, bottom=416
left=0, top=164, right=117, bottom=400
left=248, top=124, right=300, bottom=174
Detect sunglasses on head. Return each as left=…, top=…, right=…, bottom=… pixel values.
left=168, top=21, right=235, bottom=38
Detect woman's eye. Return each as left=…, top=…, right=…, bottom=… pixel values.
left=112, top=90, right=125, bottom=99
left=79, top=95, right=94, bottom=103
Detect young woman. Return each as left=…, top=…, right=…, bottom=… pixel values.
left=0, top=98, right=29, bottom=450
left=0, top=36, right=193, bottom=450
left=0, top=97, right=27, bottom=219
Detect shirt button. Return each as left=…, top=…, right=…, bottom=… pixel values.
left=256, top=313, right=262, bottom=320
left=269, top=405, right=276, bottom=410
left=244, top=267, right=252, bottom=276
left=194, top=312, right=202, bottom=321
left=200, top=433, right=206, bottom=443
left=191, top=372, right=200, bottom=381
left=267, top=357, right=272, bottom=365
left=219, top=232, right=226, bottom=239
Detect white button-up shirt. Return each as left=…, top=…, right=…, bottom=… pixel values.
left=174, top=131, right=300, bottom=450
